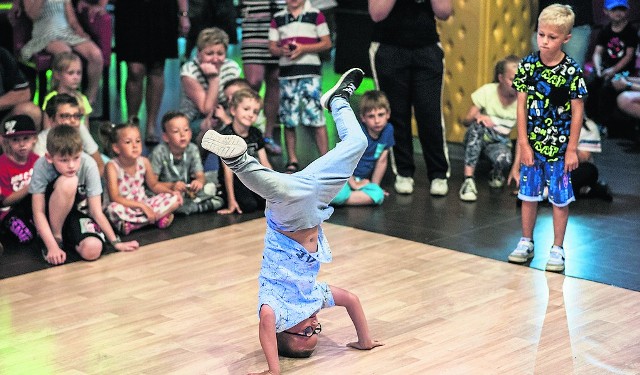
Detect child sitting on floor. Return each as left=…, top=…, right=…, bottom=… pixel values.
left=29, top=125, right=139, bottom=266
left=217, top=88, right=273, bottom=215
left=149, top=111, right=223, bottom=215
left=0, top=114, right=39, bottom=246
left=331, top=90, right=394, bottom=206
left=101, top=121, right=183, bottom=235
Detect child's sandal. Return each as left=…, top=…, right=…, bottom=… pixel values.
left=285, top=162, right=299, bottom=174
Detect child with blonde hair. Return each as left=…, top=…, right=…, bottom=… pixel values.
left=101, top=122, right=183, bottom=235
left=218, top=88, right=273, bottom=214
left=42, top=52, right=92, bottom=127
left=508, top=4, right=587, bottom=272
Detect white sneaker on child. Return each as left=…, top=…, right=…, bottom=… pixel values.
left=545, top=245, right=565, bottom=272
left=201, top=130, right=247, bottom=159
left=459, top=178, right=478, bottom=202
left=508, top=238, right=534, bottom=263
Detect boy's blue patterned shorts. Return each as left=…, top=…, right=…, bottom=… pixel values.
left=518, top=159, right=575, bottom=207
left=279, top=77, right=325, bottom=128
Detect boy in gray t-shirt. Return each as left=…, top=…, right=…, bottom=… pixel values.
left=29, top=125, right=139, bottom=265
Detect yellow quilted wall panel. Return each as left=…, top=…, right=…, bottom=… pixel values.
left=436, top=0, right=535, bottom=142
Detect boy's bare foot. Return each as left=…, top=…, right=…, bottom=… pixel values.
left=201, top=130, right=247, bottom=159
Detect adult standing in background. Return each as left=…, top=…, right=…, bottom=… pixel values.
left=531, top=0, right=594, bottom=67
left=114, top=0, right=190, bottom=147
left=0, top=46, right=42, bottom=128
left=240, top=0, right=285, bottom=155
left=368, top=0, right=452, bottom=197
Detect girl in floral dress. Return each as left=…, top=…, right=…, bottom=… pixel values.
left=102, top=122, right=183, bottom=235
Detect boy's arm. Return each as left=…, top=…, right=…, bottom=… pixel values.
left=250, top=305, right=281, bottom=375
left=1, top=185, right=29, bottom=207
left=565, top=98, right=584, bottom=173
left=515, top=91, right=533, bottom=166
left=330, top=285, right=383, bottom=350
left=32, top=192, right=66, bottom=264
left=256, top=149, right=273, bottom=170
left=87, top=195, right=139, bottom=251
left=289, top=35, right=331, bottom=60
left=219, top=164, right=242, bottom=214
left=369, top=149, right=389, bottom=185
left=592, top=45, right=604, bottom=77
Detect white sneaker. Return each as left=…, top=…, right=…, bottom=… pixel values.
left=394, top=176, right=414, bottom=194
left=488, top=175, right=505, bottom=188
left=201, top=130, right=247, bottom=159
left=430, top=178, right=448, bottom=196
left=546, top=246, right=565, bottom=272
left=459, top=178, right=478, bottom=202
left=508, top=238, right=534, bottom=263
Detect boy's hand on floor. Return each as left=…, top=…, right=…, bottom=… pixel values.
left=347, top=339, right=384, bottom=350
left=114, top=240, right=140, bottom=252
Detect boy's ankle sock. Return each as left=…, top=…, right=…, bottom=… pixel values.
left=520, top=237, right=533, bottom=243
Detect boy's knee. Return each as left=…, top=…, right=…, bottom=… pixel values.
left=331, top=184, right=352, bottom=205
left=53, top=175, right=79, bottom=196
left=77, top=236, right=103, bottom=261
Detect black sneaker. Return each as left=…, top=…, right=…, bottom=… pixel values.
left=320, top=68, right=364, bottom=109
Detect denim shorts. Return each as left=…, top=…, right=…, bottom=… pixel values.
left=518, top=159, right=575, bottom=207
left=279, top=76, right=325, bottom=128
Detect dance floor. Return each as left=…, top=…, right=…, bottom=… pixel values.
left=1, top=220, right=638, bottom=374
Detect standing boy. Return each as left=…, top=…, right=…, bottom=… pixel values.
left=508, top=4, right=588, bottom=272
left=29, top=125, right=139, bottom=266
left=0, top=114, right=39, bottom=246
left=202, top=68, right=382, bottom=375
left=331, top=90, right=394, bottom=206
left=268, top=0, right=331, bottom=173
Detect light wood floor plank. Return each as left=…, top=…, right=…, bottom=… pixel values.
left=1, top=218, right=639, bottom=374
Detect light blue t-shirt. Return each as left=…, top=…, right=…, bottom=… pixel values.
left=257, top=221, right=335, bottom=332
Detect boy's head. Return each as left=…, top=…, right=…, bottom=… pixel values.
left=45, top=125, right=83, bottom=176
left=359, top=90, right=391, bottom=134
left=223, top=78, right=252, bottom=104
left=45, top=93, right=83, bottom=128
left=605, top=0, right=629, bottom=11
left=275, top=315, right=321, bottom=358
left=604, top=0, right=629, bottom=20
left=161, top=111, right=192, bottom=152
left=196, top=27, right=229, bottom=68
left=229, top=89, right=262, bottom=128
left=538, top=4, right=575, bottom=36
left=286, top=0, right=306, bottom=12
left=1, top=114, right=38, bottom=161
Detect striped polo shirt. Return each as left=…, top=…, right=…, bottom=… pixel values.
left=269, top=2, right=329, bottom=79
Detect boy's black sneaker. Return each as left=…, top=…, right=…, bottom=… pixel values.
left=320, top=68, right=364, bottom=109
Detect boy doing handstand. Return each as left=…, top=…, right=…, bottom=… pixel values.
left=201, top=68, right=383, bottom=375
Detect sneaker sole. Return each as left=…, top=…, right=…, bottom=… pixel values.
left=545, top=263, right=565, bottom=272
left=320, top=68, right=364, bottom=109
left=201, top=130, right=247, bottom=159
left=508, top=252, right=534, bottom=263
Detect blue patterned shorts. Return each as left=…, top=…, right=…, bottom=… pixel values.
left=279, top=77, right=325, bottom=128
left=518, top=159, right=575, bottom=207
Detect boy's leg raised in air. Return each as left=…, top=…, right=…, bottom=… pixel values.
left=200, top=68, right=367, bottom=207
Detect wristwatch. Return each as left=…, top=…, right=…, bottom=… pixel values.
left=178, top=10, right=188, bottom=17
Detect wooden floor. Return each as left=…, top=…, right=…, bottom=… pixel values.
left=1, top=219, right=639, bottom=374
